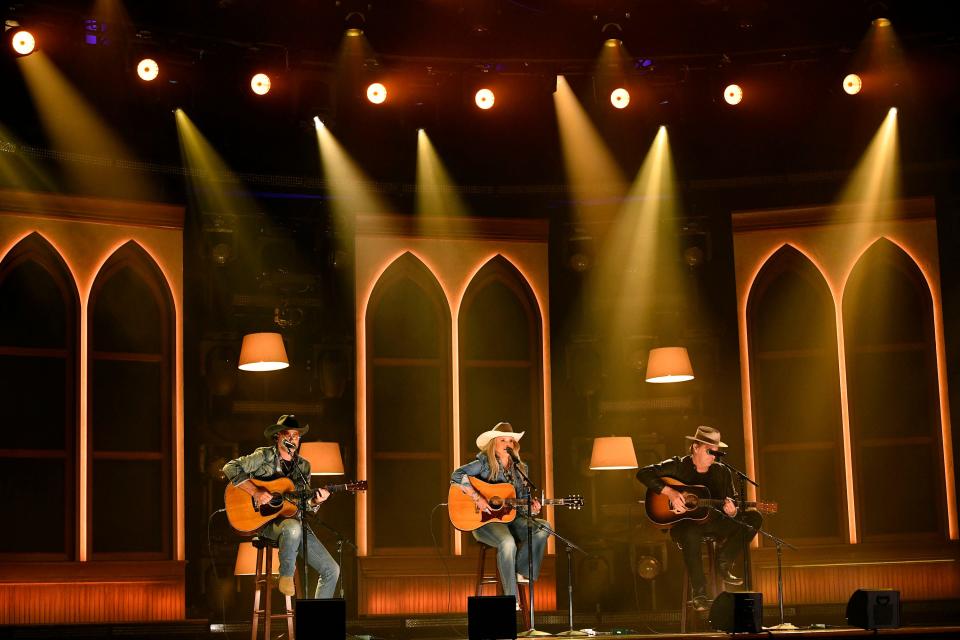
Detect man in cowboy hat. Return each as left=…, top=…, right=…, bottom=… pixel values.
left=451, top=421, right=550, bottom=603
left=636, top=426, right=763, bottom=611
left=222, top=415, right=340, bottom=598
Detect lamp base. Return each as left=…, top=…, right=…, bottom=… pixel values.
left=517, top=629, right=552, bottom=637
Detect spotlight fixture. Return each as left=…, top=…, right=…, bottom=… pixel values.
left=843, top=73, right=863, bottom=95
left=366, top=82, right=387, bottom=104
left=250, top=72, right=271, bottom=96
left=9, top=29, right=36, bottom=56
left=610, top=87, right=630, bottom=109
left=872, top=17, right=891, bottom=27
left=137, top=58, right=160, bottom=82
left=723, top=83, right=743, bottom=106
left=475, top=87, right=495, bottom=110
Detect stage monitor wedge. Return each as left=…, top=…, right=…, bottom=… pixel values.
left=846, top=589, right=901, bottom=630
left=296, top=597, right=346, bottom=639
left=468, top=595, right=517, bottom=640
left=709, top=590, right=763, bottom=633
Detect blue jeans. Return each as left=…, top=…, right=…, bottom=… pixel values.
left=262, top=518, right=340, bottom=599
left=472, top=517, right=550, bottom=597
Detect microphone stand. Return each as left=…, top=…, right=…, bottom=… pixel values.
left=509, top=454, right=550, bottom=638
left=708, top=505, right=797, bottom=630
left=517, top=518, right=587, bottom=637
left=311, top=518, right=358, bottom=599
left=291, top=446, right=313, bottom=598
left=715, top=458, right=757, bottom=590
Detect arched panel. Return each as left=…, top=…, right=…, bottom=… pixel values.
left=458, top=256, right=544, bottom=484
left=747, top=245, right=846, bottom=544
left=0, top=233, right=79, bottom=559
left=88, top=241, right=174, bottom=558
left=843, top=238, right=944, bottom=540
left=365, top=252, right=452, bottom=553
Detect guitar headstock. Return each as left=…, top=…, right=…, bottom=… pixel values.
left=345, top=480, right=368, bottom=492
left=563, top=495, right=584, bottom=510
left=757, top=500, right=778, bottom=514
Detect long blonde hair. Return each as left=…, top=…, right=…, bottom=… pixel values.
left=483, top=439, right=523, bottom=481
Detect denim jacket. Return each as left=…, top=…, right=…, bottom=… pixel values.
left=451, top=451, right=532, bottom=502
left=223, top=445, right=313, bottom=491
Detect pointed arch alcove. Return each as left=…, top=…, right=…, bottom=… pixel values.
left=365, top=252, right=452, bottom=554
left=0, top=233, right=80, bottom=560
left=747, top=245, right=847, bottom=544
left=458, top=255, right=545, bottom=481
left=87, top=241, right=175, bottom=559
left=843, top=238, right=945, bottom=541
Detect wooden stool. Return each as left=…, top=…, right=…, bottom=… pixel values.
left=476, top=541, right=530, bottom=629
left=678, top=536, right=722, bottom=633
left=251, top=536, right=302, bottom=640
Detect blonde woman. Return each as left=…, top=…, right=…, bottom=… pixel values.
left=451, top=422, right=549, bottom=599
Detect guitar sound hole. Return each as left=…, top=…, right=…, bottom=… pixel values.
left=269, top=494, right=283, bottom=508
left=488, top=497, right=503, bottom=510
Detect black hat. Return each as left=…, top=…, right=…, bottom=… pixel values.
left=264, top=414, right=309, bottom=440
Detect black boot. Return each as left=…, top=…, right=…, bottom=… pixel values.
left=691, top=587, right=710, bottom=612
left=718, top=559, right=743, bottom=586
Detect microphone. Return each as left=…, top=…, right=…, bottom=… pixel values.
left=504, top=446, right=521, bottom=465
left=281, top=439, right=297, bottom=453
left=708, top=449, right=726, bottom=458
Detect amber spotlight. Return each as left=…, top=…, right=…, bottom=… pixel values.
left=9, top=29, right=36, bottom=56
left=250, top=72, right=272, bottom=96
left=366, top=82, right=387, bottom=104
left=843, top=73, right=863, bottom=95
left=475, top=87, right=495, bottom=110
left=610, top=87, right=630, bottom=109
left=723, top=84, right=743, bottom=105
left=137, top=58, right=159, bottom=82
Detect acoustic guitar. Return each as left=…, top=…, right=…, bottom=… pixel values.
left=225, top=477, right=367, bottom=534
left=448, top=477, right=583, bottom=532
left=644, top=475, right=777, bottom=527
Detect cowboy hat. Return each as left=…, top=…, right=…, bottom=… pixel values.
left=264, top=414, right=310, bottom=440
left=684, top=425, right=727, bottom=448
left=475, top=421, right=525, bottom=450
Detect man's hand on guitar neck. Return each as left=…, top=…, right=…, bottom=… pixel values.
left=722, top=497, right=738, bottom=517
left=310, top=487, right=331, bottom=507
left=660, top=485, right=688, bottom=514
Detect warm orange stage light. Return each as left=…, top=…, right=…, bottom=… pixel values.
left=137, top=58, right=159, bottom=82
left=724, top=84, right=743, bottom=105
left=610, top=87, right=630, bottom=109
left=475, top=88, right=495, bottom=110
left=250, top=73, right=271, bottom=96
left=366, top=82, right=387, bottom=104
left=843, top=73, right=863, bottom=95
left=11, top=29, right=36, bottom=56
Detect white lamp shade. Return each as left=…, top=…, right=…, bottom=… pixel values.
left=234, top=542, right=279, bottom=575
left=238, top=332, right=289, bottom=372
left=300, top=441, right=345, bottom=475
left=589, top=436, right=639, bottom=470
left=645, top=346, right=694, bottom=383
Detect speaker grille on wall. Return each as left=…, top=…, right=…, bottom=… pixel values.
left=296, top=597, right=346, bottom=639
left=846, top=589, right=901, bottom=629
left=468, top=595, right=517, bottom=640
left=709, top=591, right=763, bottom=633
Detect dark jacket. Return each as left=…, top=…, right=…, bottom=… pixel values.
left=222, top=445, right=312, bottom=490
left=635, top=455, right=737, bottom=501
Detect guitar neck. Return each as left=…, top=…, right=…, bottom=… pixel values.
left=700, top=499, right=762, bottom=508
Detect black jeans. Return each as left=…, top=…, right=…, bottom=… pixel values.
left=670, top=510, right=764, bottom=594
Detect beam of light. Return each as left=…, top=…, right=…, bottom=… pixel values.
left=553, top=75, right=626, bottom=223
left=366, top=82, right=387, bottom=104
left=724, top=84, right=743, bottom=105
left=415, top=129, right=471, bottom=233
left=137, top=58, right=159, bottom=82
left=17, top=53, right=157, bottom=200
left=10, top=30, right=36, bottom=56
left=610, top=88, right=630, bottom=109
left=250, top=73, right=271, bottom=95
left=474, top=88, right=495, bottom=110
left=590, top=126, right=684, bottom=342
left=0, top=123, right=58, bottom=192
left=314, top=118, right=391, bottom=234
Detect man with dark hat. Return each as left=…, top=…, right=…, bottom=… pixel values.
left=222, top=414, right=340, bottom=597
left=636, top=426, right=763, bottom=611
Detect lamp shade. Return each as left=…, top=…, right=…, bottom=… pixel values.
left=238, top=332, right=289, bottom=372
left=645, top=346, right=694, bottom=383
left=589, top=436, right=639, bottom=470
left=234, top=542, right=279, bottom=575
left=300, top=441, right=345, bottom=475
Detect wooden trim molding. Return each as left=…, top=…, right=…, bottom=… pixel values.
left=357, top=214, right=549, bottom=242
left=0, top=189, right=184, bottom=229
left=732, top=196, right=935, bottom=231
